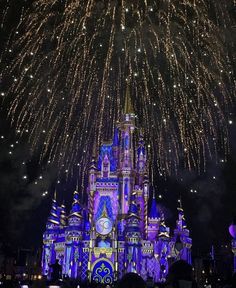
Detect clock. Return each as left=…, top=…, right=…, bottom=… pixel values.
left=95, top=217, right=113, bottom=235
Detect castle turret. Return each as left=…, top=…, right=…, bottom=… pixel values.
left=119, top=83, right=135, bottom=169
left=125, top=192, right=142, bottom=274
left=118, top=84, right=136, bottom=215
left=88, top=151, right=97, bottom=192
left=60, top=204, right=67, bottom=227
left=42, top=194, right=60, bottom=276
left=64, top=190, right=84, bottom=278
left=113, top=127, right=119, bottom=165
left=68, top=191, right=83, bottom=224
left=174, top=199, right=192, bottom=264
left=88, top=151, right=97, bottom=222
left=47, top=193, right=60, bottom=227
left=143, top=174, right=149, bottom=237
left=158, top=214, right=170, bottom=239
left=137, top=130, right=147, bottom=184
left=147, top=192, right=160, bottom=240
left=155, top=213, right=170, bottom=282
left=102, top=153, right=110, bottom=178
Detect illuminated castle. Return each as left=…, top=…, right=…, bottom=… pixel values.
left=41, top=88, right=192, bottom=284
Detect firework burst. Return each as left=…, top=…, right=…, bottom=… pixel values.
left=0, top=0, right=235, bottom=177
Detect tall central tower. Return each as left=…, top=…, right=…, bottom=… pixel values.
left=118, top=84, right=136, bottom=215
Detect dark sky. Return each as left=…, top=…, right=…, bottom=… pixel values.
left=0, top=0, right=235, bottom=259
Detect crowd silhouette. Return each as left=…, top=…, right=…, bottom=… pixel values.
left=1, top=259, right=236, bottom=288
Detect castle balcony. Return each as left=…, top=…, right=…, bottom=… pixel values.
left=55, top=242, right=65, bottom=254
left=141, top=240, right=154, bottom=256
left=93, top=247, right=113, bottom=258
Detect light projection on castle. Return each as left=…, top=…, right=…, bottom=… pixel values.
left=41, top=88, right=192, bottom=284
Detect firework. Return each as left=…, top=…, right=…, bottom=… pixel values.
left=0, top=0, right=235, bottom=177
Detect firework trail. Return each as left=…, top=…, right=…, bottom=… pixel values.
left=0, top=0, right=235, bottom=177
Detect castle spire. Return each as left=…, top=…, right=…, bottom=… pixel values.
left=178, top=193, right=183, bottom=210
left=137, top=129, right=145, bottom=156
left=92, top=142, right=97, bottom=158
left=54, top=188, right=57, bottom=201
left=149, top=190, right=160, bottom=219
left=127, top=191, right=140, bottom=219
left=177, top=198, right=187, bottom=230
left=89, top=144, right=97, bottom=169
left=60, top=203, right=67, bottom=227
left=124, top=80, right=134, bottom=115
left=101, top=202, right=109, bottom=218
left=158, top=213, right=169, bottom=238
left=47, top=197, right=60, bottom=226
left=76, top=178, right=79, bottom=193
left=68, top=190, right=83, bottom=219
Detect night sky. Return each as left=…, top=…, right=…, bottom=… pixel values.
left=0, top=0, right=236, bottom=259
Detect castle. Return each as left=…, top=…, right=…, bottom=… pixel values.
left=41, top=88, right=192, bottom=284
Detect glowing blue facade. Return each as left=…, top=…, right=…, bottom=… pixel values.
left=42, top=96, right=192, bottom=283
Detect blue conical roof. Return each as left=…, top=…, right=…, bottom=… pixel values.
left=127, top=192, right=140, bottom=219
left=69, top=190, right=83, bottom=219
left=47, top=198, right=60, bottom=226
left=149, top=195, right=160, bottom=219
left=60, top=204, right=67, bottom=226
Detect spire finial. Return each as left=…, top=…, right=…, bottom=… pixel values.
left=151, top=165, right=154, bottom=187
left=76, top=178, right=79, bottom=193
left=149, top=190, right=160, bottom=219
left=140, top=127, right=144, bottom=138
left=69, top=188, right=82, bottom=219
left=152, top=189, right=155, bottom=199
left=101, top=203, right=108, bottom=218
left=54, top=189, right=57, bottom=201
left=124, top=78, right=134, bottom=114
left=178, top=192, right=182, bottom=210
left=127, top=192, right=140, bottom=219
left=92, top=142, right=97, bottom=158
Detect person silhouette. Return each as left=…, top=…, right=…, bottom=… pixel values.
left=116, top=272, right=146, bottom=288
left=49, top=259, right=62, bottom=283
left=165, top=260, right=197, bottom=288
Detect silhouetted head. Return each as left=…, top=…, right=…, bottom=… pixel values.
left=167, top=260, right=193, bottom=284
left=117, top=273, right=146, bottom=288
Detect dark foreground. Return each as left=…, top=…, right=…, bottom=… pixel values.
left=1, top=260, right=236, bottom=288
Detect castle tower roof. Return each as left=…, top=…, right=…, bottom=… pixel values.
left=68, top=190, right=83, bottom=219
left=127, top=192, right=140, bottom=219
left=89, top=145, right=97, bottom=170
left=124, top=81, right=134, bottom=115
left=60, top=203, right=67, bottom=226
left=47, top=192, right=60, bottom=226
left=149, top=192, right=160, bottom=219
left=176, top=199, right=187, bottom=230
left=158, top=213, right=169, bottom=238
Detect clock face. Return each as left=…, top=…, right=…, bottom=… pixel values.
left=95, top=217, right=112, bottom=235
